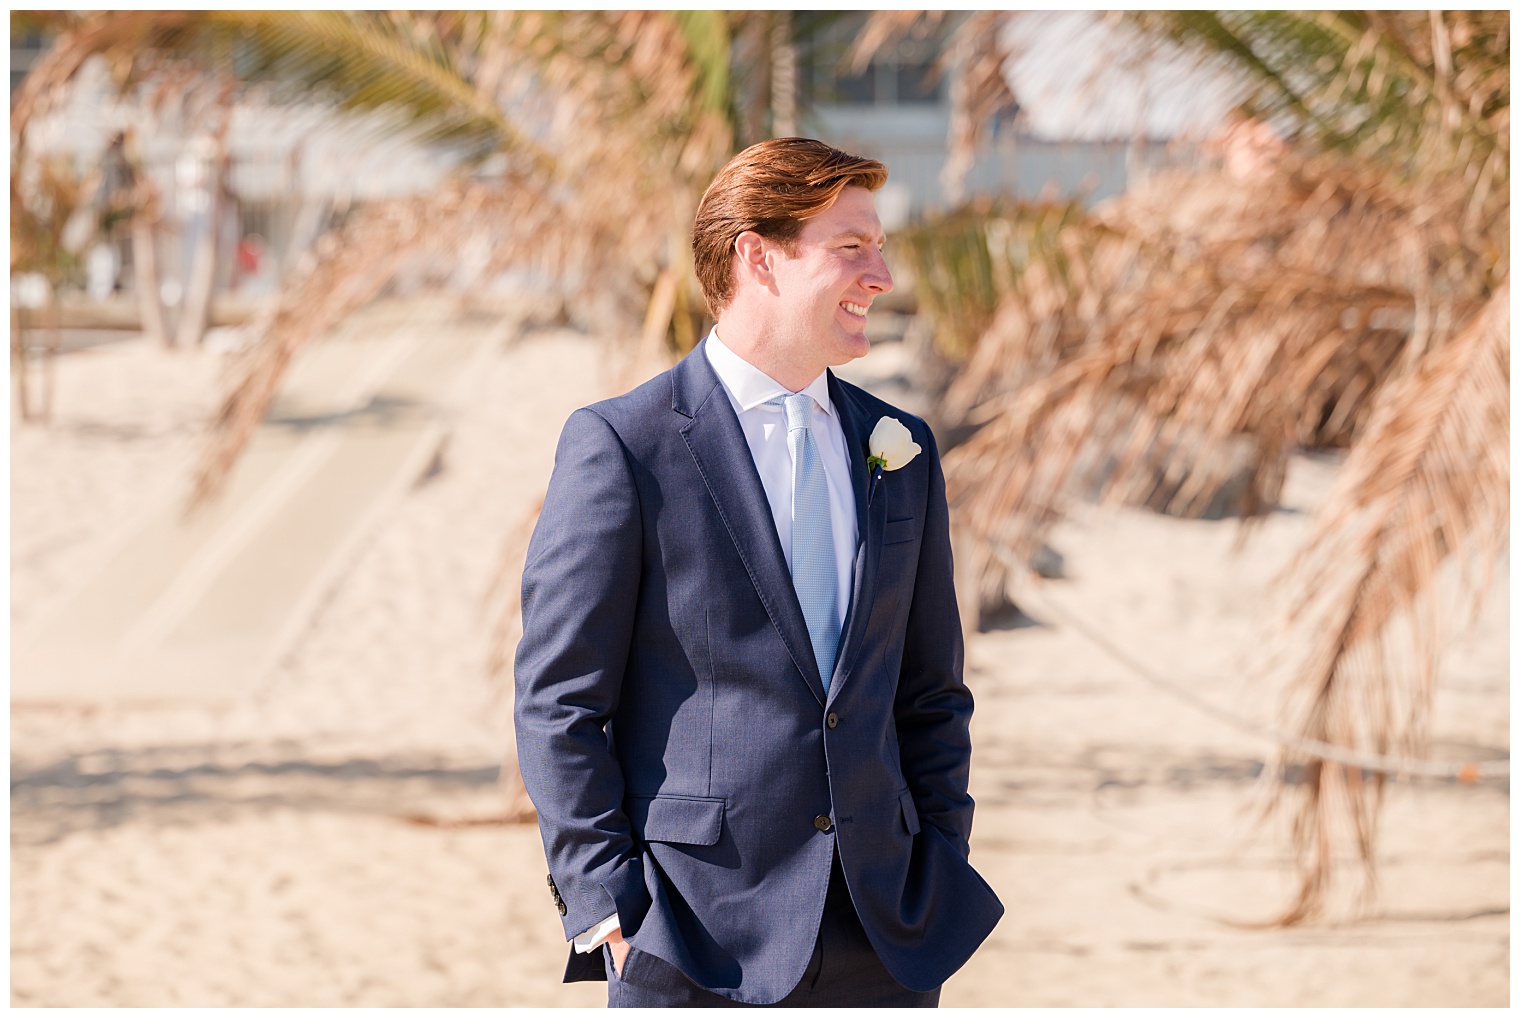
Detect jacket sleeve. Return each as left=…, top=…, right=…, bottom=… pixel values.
left=892, top=424, right=978, bottom=856
left=514, top=407, right=651, bottom=940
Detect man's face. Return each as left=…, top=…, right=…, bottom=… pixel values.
left=768, top=186, right=893, bottom=374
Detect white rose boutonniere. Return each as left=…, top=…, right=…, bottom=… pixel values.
left=866, top=416, right=922, bottom=504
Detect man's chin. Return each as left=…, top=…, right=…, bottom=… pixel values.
left=836, top=334, right=871, bottom=364
left=822, top=322, right=870, bottom=360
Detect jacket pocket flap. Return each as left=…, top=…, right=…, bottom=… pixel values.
left=883, top=517, right=917, bottom=546
left=629, top=794, right=725, bottom=846
left=899, top=790, right=921, bottom=836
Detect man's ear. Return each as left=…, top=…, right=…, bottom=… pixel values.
left=733, top=230, right=774, bottom=289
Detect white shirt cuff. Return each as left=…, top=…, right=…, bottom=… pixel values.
left=572, top=913, right=622, bottom=953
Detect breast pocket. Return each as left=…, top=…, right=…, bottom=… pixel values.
left=883, top=517, right=917, bottom=547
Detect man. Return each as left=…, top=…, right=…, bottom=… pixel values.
left=514, top=138, right=1003, bottom=1007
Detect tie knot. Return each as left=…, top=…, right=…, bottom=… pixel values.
left=771, top=392, right=813, bottom=433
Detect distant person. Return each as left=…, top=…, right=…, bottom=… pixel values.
left=234, top=234, right=266, bottom=293
left=514, top=138, right=1003, bottom=1006
left=86, top=242, right=119, bottom=303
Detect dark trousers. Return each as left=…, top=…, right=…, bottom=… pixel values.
left=604, top=853, right=940, bottom=1007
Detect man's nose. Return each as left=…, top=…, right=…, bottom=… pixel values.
left=862, top=249, right=894, bottom=294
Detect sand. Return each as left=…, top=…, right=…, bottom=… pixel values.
left=10, top=307, right=1509, bottom=1006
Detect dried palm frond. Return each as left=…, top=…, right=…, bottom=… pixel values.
left=11, top=11, right=534, bottom=161
left=10, top=11, right=561, bottom=353
left=1132, top=11, right=1510, bottom=172
left=165, top=10, right=739, bottom=708
left=912, top=10, right=1507, bottom=923
left=940, top=151, right=1490, bottom=579
left=121, top=9, right=728, bottom=503
left=1263, top=283, right=1508, bottom=923
left=939, top=12, right=1019, bottom=203
left=10, top=155, right=95, bottom=422
left=189, top=174, right=636, bottom=504
left=15, top=9, right=744, bottom=820
left=846, top=10, right=943, bottom=74
left=854, top=11, right=1018, bottom=202
left=10, top=12, right=180, bottom=145
left=18, top=8, right=741, bottom=653
left=897, top=196, right=1088, bottom=363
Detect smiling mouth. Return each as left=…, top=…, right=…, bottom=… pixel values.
left=841, top=301, right=868, bottom=318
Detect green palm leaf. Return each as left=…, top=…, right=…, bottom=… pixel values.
left=12, top=10, right=550, bottom=166
left=671, top=11, right=732, bottom=119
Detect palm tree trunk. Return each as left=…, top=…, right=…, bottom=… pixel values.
left=174, top=132, right=229, bottom=348
left=132, top=217, right=171, bottom=347
left=769, top=12, right=797, bottom=137
left=737, top=16, right=769, bottom=147
left=12, top=305, right=31, bottom=423
left=41, top=288, right=61, bottom=421
left=631, top=267, right=678, bottom=383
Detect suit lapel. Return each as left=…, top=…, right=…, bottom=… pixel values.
left=826, top=372, right=886, bottom=703
left=675, top=350, right=827, bottom=706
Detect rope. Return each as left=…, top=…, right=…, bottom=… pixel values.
left=986, top=542, right=1509, bottom=781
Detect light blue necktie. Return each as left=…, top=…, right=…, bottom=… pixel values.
left=772, top=393, right=840, bottom=690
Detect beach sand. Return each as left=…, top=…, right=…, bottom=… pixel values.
left=10, top=310, right=1508, bottom=1006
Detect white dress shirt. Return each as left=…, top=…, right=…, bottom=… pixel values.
left=573, top=329, right=861, bottom=954
left=702, top=329, right=860, bottom=618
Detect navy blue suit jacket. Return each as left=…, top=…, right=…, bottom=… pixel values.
left=513, top=345, right=1003, bottom=1004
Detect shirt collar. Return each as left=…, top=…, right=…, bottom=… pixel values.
left=704, top=329, right=834, bottom=418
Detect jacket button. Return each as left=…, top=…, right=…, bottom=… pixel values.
left=557, top=900, right=568, bottom=916
left=814, top=814, right=833, bottom=832
left=826, top=712, right=839, bottom=729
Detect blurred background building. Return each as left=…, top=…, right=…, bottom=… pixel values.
left=802, top=11, right=1198, bottom=226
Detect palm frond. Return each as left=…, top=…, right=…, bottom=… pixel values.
left=917, top=11, right=1507, bottom=924
left=192, top=10, right=738, bottom=505
left=939, top=11, right=1019, bottom=203
left=854, top=12, right=1018, bottom=202
left=670, top=10, right=732, bottom=120
left=11, top=11, right=546, bottom=164
left=1133, top=11, right=1509, bottom=177
left=1264, top=282, right=1508, bottom=923
left=190, top=161, right=646, bottom=507
left=212, top=11, right=540, bottom=159
left=846, top=11, right=944, bottom=75
left=940, top=150, right=1491, bottom=577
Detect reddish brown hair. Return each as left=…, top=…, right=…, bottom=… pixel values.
left=692, top=138, right=887, bottom=314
